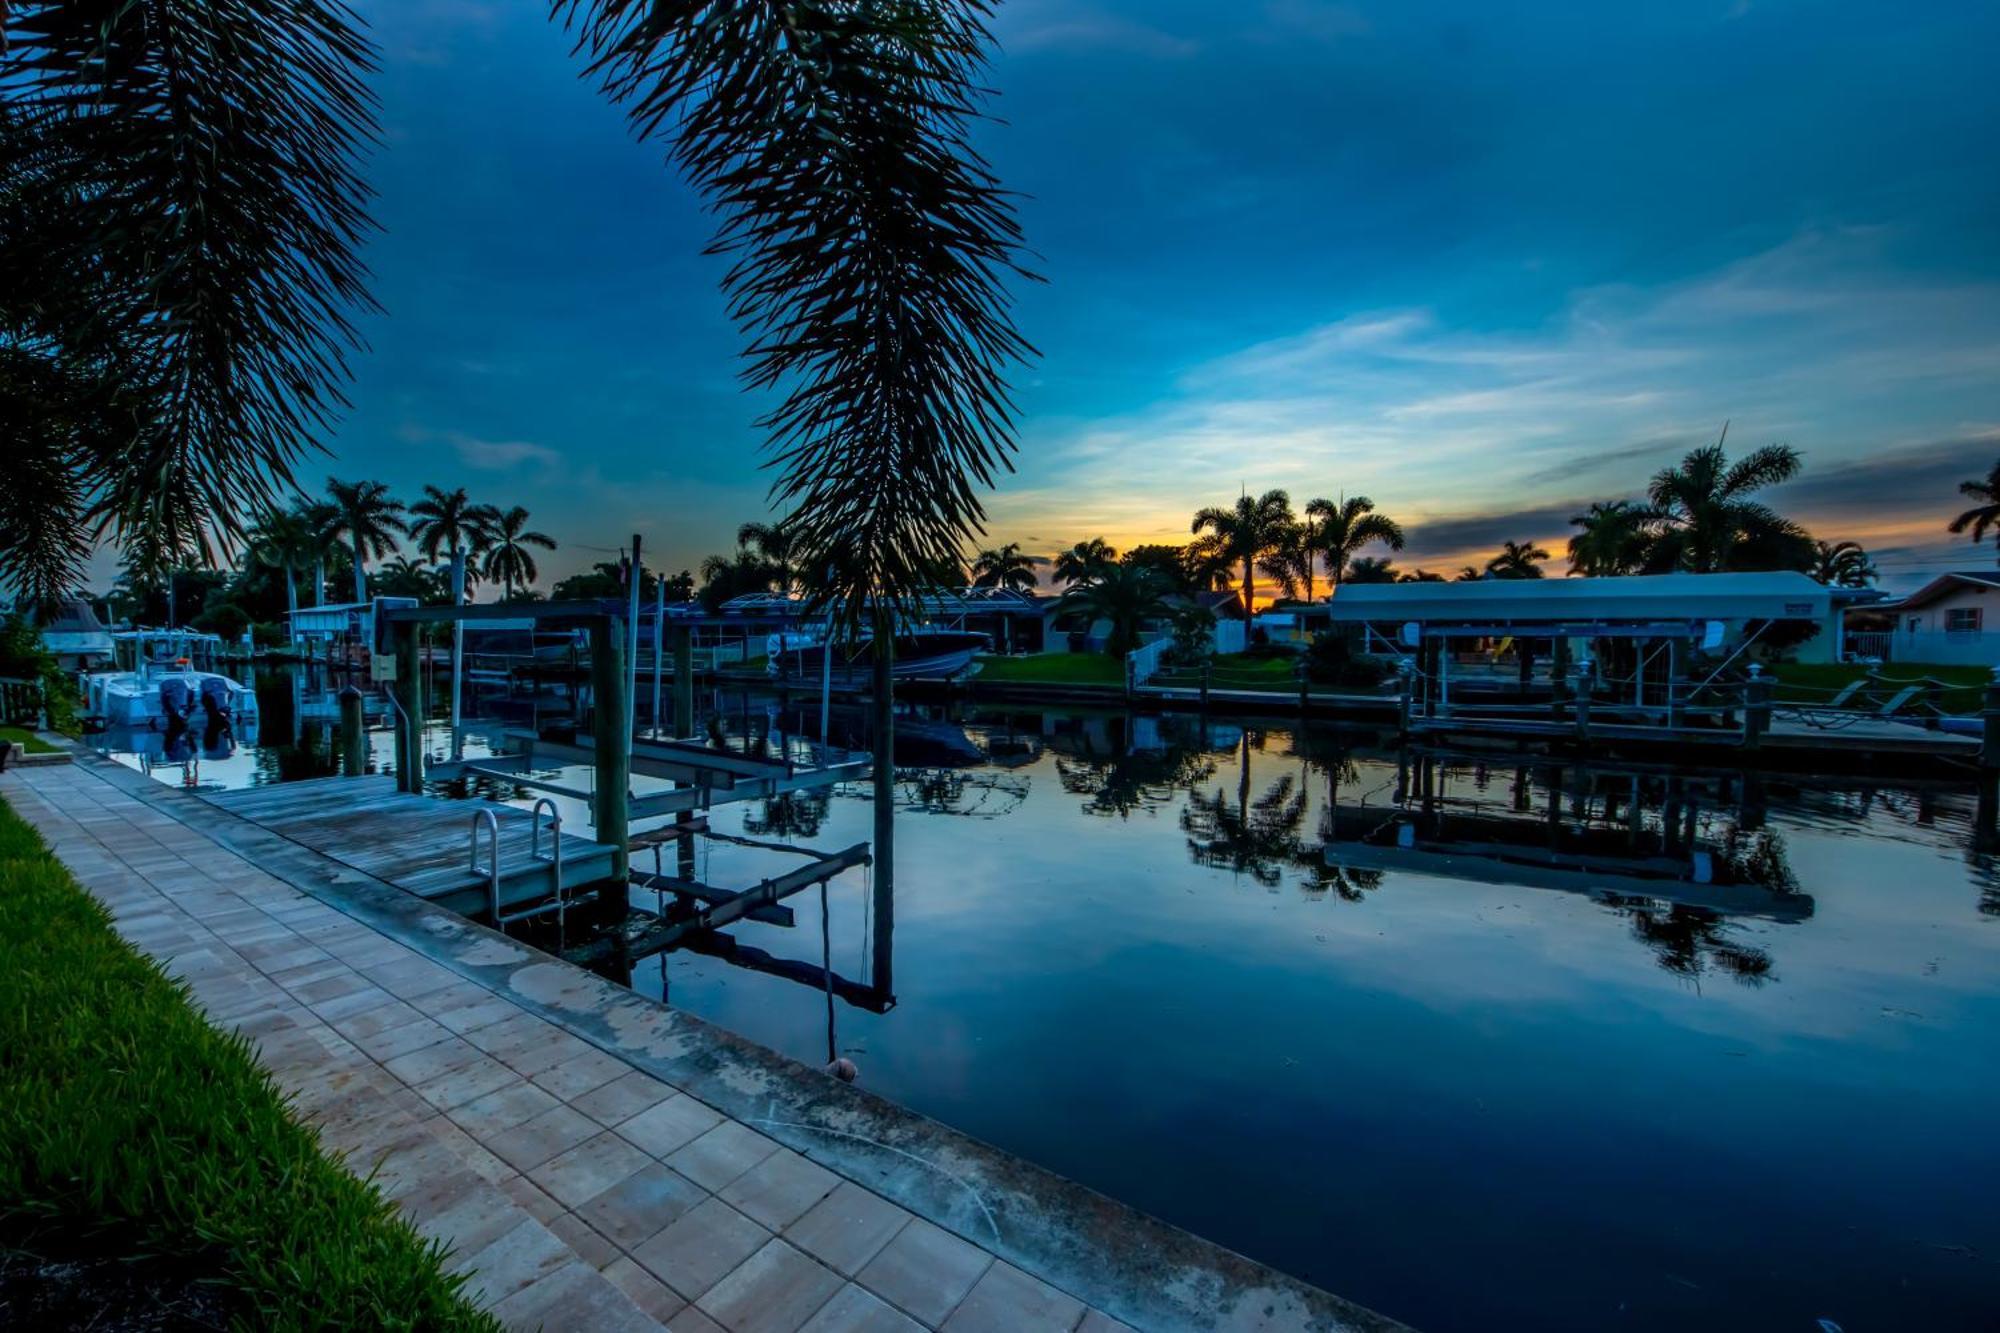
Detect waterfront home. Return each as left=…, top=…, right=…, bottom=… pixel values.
left=1846, top=570, right=2000, bottom=665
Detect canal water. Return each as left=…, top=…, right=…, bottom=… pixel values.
left=97, top=668, right=2000, bottom=1333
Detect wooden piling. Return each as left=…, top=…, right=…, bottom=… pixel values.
left=589, top=615, right=631, bottom=881
left=393, top=621, right=424, bottom=793
left=672, top=624, right=694, bottom=740
left=338, top=685, right=366, bottom=777
left=871, top=620, right=895, bottom=1001
left=1743, top=666, right=1772, bottom=750
left=1978, top=670, right=2000, bottom=839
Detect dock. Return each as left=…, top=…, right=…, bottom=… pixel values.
left=202, top=775, right=621, bottom=920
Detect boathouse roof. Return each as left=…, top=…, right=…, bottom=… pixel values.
left=1308, top=571, right=1833, bottom=625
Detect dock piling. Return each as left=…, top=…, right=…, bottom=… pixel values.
left=1743, top=664, right=1772, bottom=750
left=393, top=621, right=425, bottom=793
left=589, top=615, right=632, bottom=882
left=1978, top=668, right=2000, bottom=839
left=338, top=685, right=366, bottom=777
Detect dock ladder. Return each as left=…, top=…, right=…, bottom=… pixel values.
left=469, top=800, right=576, bottom=934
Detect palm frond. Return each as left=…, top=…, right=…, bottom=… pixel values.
left=5, top=0, right=380, bottom=569
left=558, top=0, right=1034, bottom=632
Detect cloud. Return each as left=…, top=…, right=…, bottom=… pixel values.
left=996, top=3, right=1197, bottom=58
left=398, top=424, right=560, bottom=472
left=1259, top=1, right=1370, bottom=44
left=992, top=230, right=2000, bottom=584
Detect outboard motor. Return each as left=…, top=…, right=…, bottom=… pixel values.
left=158, top=677, right=194, bottom=726
left=199, top=676, right=233, bottom=722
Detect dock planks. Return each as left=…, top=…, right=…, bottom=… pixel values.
left=202, top=775, right=621, bottom=918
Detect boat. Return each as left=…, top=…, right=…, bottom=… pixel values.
left=83, top=631, right=259, bottom=729
left=766, top=629, right=989, bottom=685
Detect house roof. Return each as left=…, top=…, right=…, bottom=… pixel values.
left=1869, top=570, right=2000, bottom=612
left=1308, top=571, right=1833, bottom=625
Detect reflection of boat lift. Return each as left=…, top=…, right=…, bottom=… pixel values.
left=834, top=767, right=1031, bottom=818
left=1320, top=805, right=1815, bottom=921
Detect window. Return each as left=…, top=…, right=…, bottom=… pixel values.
left=1907, top=615, right=1924, bottom=633
left=1946, top=607, right=1983, bottom=633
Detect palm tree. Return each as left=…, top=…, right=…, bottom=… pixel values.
left=1344, top=556, right=1399, bottom=584
left=1258, top=522, right=1313, bottom=602
left=243, top=506, right=318, bottom=623
left=1056, top=563, right=1174, bottom=658
left=297, top=500, right=343, bottom=607
left=970, top=542, right=1038, bottom=594
left=1486, top=540, right=1551, bottom=579
left=1567, top=500, right=1657, bottom=577
left=736, top=520, right=797, bottom=597
left=1399, top=569, right=1446, bottom=583
left=1304, top=496, right=1405, bottom=597
left=1191, top=489, right=1295, bottom=614
left=369, top=555, right=448, bottom=604
left=324, top=479, right=406, bottom=603
left=1647, top=435, right=1812, bottom=572
left=1949, top=458, right=2000, bottom=558
left=483, top=506, right=557, bottom=602
left=1054, top=537, right=1117, bottom=586
left=1812, top=539, right=1878, bottom=588
left=1455, top=566, right=1486, bottom=582
left=406, top=485, right=499, bottom=604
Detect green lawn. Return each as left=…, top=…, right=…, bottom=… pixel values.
left=973, top=652, right=1127, bottom=686
left=0, top=798, right=500, bottom=1331
left=0, top=725, right=58, bottom=754
left=1769, top=661, right=1993, bottom=714
left=1154, top=652, right=1300, bottom=689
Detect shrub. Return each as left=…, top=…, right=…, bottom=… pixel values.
left=1304, top=631, right=1391, bottom=688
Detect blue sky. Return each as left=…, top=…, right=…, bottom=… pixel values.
left=285, top=0, right=2000, bottom=589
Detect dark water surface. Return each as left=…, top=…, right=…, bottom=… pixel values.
left=101, top=671, right=2000, bottom=1333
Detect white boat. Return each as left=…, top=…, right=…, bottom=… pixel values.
left=765, top=629, right=989, bottom=684
left=84, top=631, right=259, bottom=729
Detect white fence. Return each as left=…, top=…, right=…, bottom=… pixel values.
left=1126, top=637, right=1172, bottom=686
left=1213, top=619, right=1247, bottom=654
left=1849, top=629, right=2000, bottom=666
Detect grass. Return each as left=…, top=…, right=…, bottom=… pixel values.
left=1154, top=652, right=1301, bottom=690
left=1768, top=661, right=1993, bottom=715
left=0, top=797, right=501, bottom=1332
left=0, top=725, right=57, bottom=755
left=973, top=652, right=1126, bottom=686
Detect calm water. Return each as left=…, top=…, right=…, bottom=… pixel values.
left=102, top=670, right=2000, bottom=1332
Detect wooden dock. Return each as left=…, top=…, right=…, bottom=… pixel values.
left=202, top=775, right=622, bottom=919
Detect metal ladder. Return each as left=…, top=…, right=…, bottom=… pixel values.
left=469, top=800, right=572, bottom=934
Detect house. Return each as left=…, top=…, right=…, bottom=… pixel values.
left=1847, top=571, right=2000, bottom=665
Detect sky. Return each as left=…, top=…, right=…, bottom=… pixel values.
left=225, top=0, right=2000, bottom=593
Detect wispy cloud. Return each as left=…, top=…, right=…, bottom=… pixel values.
left=993, top=229, right=2000, bottom=582
left=399, top=424, right=560, bottom=472
left=996, top=3, right=1198, bottom=58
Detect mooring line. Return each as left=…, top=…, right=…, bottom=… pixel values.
left=753, top=1100, right=1001, bottom=1242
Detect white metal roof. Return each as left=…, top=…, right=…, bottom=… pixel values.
left=1313, top=571, right=1832, bottom=624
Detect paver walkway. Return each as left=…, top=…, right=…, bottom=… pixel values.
left=0, top=760, right=1141, bottom=1332
left=2, top=755, right=1404, bottom=1333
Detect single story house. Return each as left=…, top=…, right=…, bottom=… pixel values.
left=1846, top=571, right=2000, bottom=665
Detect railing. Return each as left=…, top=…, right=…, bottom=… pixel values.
left=1125, top=638, right=1172, bottom=688
left=0, top=676, right=45, bottom=728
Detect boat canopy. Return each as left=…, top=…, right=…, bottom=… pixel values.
left=1309, top=571, right=1832, bottom=628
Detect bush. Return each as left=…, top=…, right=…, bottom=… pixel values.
left=1304, top=631, right=1391, bottom=688
left=191, top=601, right=252, bottom=642
left=0, top=799, right=501, bottom=1331
left=0, top=614, right=79, bottom=734
left=1166, top=605, right=1216, bottom=666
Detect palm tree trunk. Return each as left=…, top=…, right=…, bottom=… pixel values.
left=352, top=540, right=367, bottom=603
left=313, top=560, right=325, bottom=607
left=284, top=565, right=298, bottom=645
left=1242, top=559, right=1255, bottom=621
left=449, top=546, right=466, bottom=754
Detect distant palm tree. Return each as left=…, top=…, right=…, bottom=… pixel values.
left=1304, top=496, right=1404, bottom=596
left=370, top=555, right=447, bottom=604
left=1455, top=566, right=1485, bottom=582
left=406, top=485, right=499, bottom=604
left=1811, top=539, right=1877, bottom=588
left=297, top=500, right=342, bottom=606
left=1486, top=540, right=1551, bottom=579
left=1567, top=500, right=1657, bottom=577
left=483, top=506, right=557, bottom=601
left=1056, top=563, right=1173, bottom=658
left=1399, top=569, right=1446, bottom=583
left=970, top=542, right=1038, bottom=594
left=1948, top=458, right=2000, bottom=558
left=325, top=479, right=406, bottom=603
left=1054, top=537, right=1117, bottom=586
left=737, top=520, right=797, bottom=596
left=1191, top=489, right=1294, bottom=614
left=1344, top=556, right=1399, bottom=584
left=244, top=506, right=318, bottom=622
left=1647, top=434, right=1811, bottom=572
